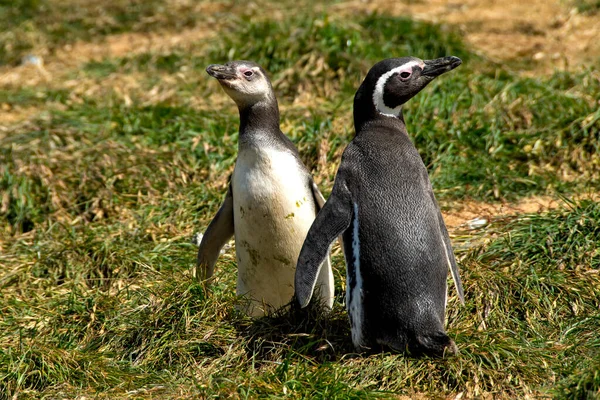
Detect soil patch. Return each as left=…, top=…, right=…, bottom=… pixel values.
left=443, top=192, right=600, bottom=231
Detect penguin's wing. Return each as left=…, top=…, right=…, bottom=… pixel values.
left=310, top=178, right=347, bottom=259
left=196, top=184, right=234, bottom=282
left=437, top=213, right=465, bottom=304
left=296, top=177, right=353, bottom=308
left=429, top=190, right=465, bottom=305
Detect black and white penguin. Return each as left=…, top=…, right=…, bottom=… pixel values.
left=197, top=60, right=334, bottom=317
left=294, top=56, right=465, bottom=356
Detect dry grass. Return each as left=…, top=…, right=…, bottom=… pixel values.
left=333, top=0, right=600, bottom=75
left=1, top=0, right=600, bottom=398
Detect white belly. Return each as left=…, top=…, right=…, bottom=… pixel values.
left=232, top=147, right=318, bottom=316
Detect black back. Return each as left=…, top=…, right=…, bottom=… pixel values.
left=295, top=56, right=464, bottom=356
left=341, top=117, right=450, bottom=354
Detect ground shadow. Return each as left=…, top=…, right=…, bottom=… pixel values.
left=234, top=298, right=356, bottom=364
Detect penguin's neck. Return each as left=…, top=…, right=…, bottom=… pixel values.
left=354, top=98, right=406, bottom=134
left=238, top=100, right=281, bottom=137
left=353, top=84, right=408, bottom=134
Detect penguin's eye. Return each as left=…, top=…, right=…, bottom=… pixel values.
left=399, top=71, right=411, bottom=79
left=243, top=70, right=254, bottom=77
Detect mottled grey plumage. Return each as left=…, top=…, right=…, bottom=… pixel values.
left=295, top=56, right=464, bottom=356
left=198, top=60, right=334, bottom=317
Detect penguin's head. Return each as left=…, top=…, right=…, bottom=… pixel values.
left=206, top=61, right=274, bottom=108
left=357, top=56, right=462, bottom=119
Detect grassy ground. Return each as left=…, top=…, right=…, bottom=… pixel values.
left=1, top=0, right=599, bottom=398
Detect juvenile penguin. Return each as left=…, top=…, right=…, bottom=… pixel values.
left=295, top=56, right=465, bottom=356
left=197, top=60, right=334, bottom=317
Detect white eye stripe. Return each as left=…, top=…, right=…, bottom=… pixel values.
left=373, top=61, right=422, bottom=117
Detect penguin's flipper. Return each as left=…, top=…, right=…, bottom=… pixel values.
left=428, top=189, right=465, bottom=305
left=196, top=184, right=234, bottom=282
left=437, top=215, right=465, bottom=304
left=296, top=178, right=353, bottom=308
left=311, top=179, right=347, bottom=258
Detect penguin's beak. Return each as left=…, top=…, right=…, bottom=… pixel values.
left=422, top=56, right=462, bottom=78
left=206, top=64, right=238, bottom=80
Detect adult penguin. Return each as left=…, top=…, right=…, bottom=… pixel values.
left=198, top=60, right=334, bottom=317
left=295, top=56, right=465, bottom=356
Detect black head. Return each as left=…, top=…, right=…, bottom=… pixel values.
left=206, top=60, right=275, bottom=108
left=354, top=56, right=461, bottom=128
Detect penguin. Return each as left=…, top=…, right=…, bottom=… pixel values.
left=197, top=60, right=334, bottom=317
left=294, top=56, right=465, bottom=356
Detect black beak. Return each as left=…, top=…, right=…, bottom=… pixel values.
left=422, top=56, right=462, bottom=78
left=206, top=64, right=237, bottom=80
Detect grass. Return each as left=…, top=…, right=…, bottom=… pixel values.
left=1, top=1, right=600, bottom=398
left=573, top=0, right=600, bottom=14
left=207, top=14, right=473, bottom=97
left=0, top=0, right=204, bottom=65
left=461, top=200, right=600, bottom=398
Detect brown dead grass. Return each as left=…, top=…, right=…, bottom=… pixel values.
left=0, top=26, right=214, bottom=88
left=6, top=0, right=596, bottom=93
left=3, top=0, right=597, bottom=127
left=0, top=103, right=40, bottom=127
left=0, top=26, right=217, bottom=124
left=54, top=26, right=215, bottom=69
left=334, top=0, right=600, bottom=74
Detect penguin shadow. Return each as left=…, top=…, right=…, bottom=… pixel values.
left=235, top=301, right=461, bottom=363
left=235, top=296, right=356, bottom=364
left=234, top=296, right=459, bottom=362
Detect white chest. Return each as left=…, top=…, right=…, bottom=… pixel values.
left=232, top=147, right=315, bottom=220
left=231, top=146, right=318, bottom=314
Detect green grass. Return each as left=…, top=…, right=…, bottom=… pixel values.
left=573, top=0, right=600, bottom=14
left=411, top=69, right=600, bottom=199
left=460, top=200, right=600, bottom=398
left=0, top=87, right=70, bottom=107
left=1, top=2, right=600, bottom=398
left=2, top=201, right=599, bottom=397
left=214, top=13, right=598, bottom=198
left=207, top=13, right=473, bottom=97
left=70, top=13, right=600, bottom=200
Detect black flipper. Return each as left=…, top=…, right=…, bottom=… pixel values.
left=428, top=189, right=465, bottom=304
left=296, top=177, right=353, bottom=308
left=437, top=212, right=465, bottom=304
left=310, top=177, right=347, bottom=258
left=196, top=184, right=234, bottom=282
